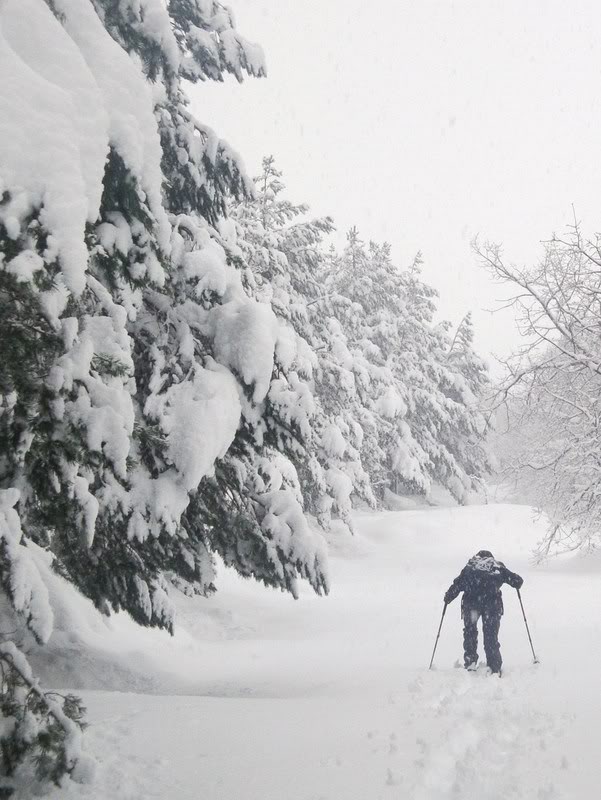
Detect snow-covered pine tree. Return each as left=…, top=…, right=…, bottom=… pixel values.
left=440, top=311, right=491, bottom=494
left=231, top=160, right=375, bottom=531
left=0, top=0, right=326, bottom=785
left=321, top=228, right=398, bottom=498
left=326, top=231, right=490, bottom=504
left=446, top=313, right=489, bottom=402
left=78, top=0, right=328, bottom=604
left=395, top=258, right=490, bottom=502
left=230, top=162, right=490, bottom=521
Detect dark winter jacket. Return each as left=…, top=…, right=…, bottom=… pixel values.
left=444, top=552, right=523, bottom=618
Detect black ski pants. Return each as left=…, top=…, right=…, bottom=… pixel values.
left=463, top=606, right=502, bottom=673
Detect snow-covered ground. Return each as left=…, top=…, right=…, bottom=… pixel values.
left=31, top=504, right=601, bottom=799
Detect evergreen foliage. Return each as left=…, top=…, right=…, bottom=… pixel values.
left=232, top=160, right=491, bottom=520
left=0, top=641, right=87, bottom=791
left=0, top=1, right=490, bottom=790
left=1, top=0, right=324, bottom=786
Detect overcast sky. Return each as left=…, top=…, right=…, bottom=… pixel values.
left=190, top=0, right=601, bottom=364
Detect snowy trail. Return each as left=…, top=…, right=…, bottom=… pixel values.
left=405, top=669, right=568, bottom=800
left=35, top=504, right=601, bottom=799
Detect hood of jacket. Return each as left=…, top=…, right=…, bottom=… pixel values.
left=466, top=553, right=503, bottom=574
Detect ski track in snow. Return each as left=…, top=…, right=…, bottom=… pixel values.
left=404, top=669, right=567, bottom=800
left=34, top=504, right=599, bottom=799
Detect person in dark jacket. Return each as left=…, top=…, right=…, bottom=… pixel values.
left=444, top=550, right=523, bottom=675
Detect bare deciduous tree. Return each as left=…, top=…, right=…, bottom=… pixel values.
left=474, top=215, right=601, bottom=556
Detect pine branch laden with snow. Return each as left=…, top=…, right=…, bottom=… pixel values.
left=0, top=641, right=93, bottom=789
left=92, top=0, right=263, bottom=222
left=0, top=494, right=92, bottom=789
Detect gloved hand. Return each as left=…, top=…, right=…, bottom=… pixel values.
left=444, top=590, right=452, bottom=604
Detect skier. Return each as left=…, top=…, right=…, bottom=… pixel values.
left=444, top=550, right=523, bottom=675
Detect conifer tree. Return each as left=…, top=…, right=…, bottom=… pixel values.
left=232, top=160, right=375, bottom=530
left=0, top=0, right=326, bottom=785
left=231, top=165, right=490, bottom=517
left=326, top=230, right=490, bottom=503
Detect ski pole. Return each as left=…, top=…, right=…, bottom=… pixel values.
left=429, top=603, right=448, bottom=670
left=516, top=589, right=539, bottom=664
